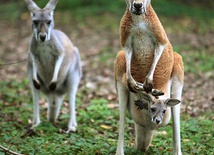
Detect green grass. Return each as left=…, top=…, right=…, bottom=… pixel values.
left=173, top=45, right=214, bottom=73
left=0, top=80, right=214, bottom=154
left=182, top=51, right=214, bottom=73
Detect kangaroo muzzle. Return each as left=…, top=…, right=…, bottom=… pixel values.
left=39, top=33, right=47, bottom=42
left=152, top=116, right=162, bottom=124
left=131, top=2, right=145, bottom=15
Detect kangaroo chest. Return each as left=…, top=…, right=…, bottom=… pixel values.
left=34, top=44, right=57, bottom=82
left=130, top=21, right=156, bottom=55
left=129, top=21, right=156, bottom=82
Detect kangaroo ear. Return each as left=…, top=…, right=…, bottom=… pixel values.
left=25, top=0, right=40, bottom=13
left=138, top=91, right=153, bottom=103
left=144, top=0, right=151, bottom=8
left=135, top=100, right=149, bottom=110
left=44, top=0, right=58, bottom=11
left=165, top=99, right=180, bottom=107
left=143, top=0, right=151, bottom=13
left=125, top=0, right=130, bottom=7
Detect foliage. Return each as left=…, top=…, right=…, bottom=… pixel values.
left=0, top=80, right=214, bottom=154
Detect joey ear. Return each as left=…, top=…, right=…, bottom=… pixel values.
left=138, top=92, right=153, bottom=103
left=165, top=99, right=180, bottom=107
left=44, top=0, right=58, bottom=11
left=25, top=0, right=40, bottom=13
left=135, top=100, right=149, bottom=110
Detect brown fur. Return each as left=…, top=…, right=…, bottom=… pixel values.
left=116, top=4, right=184, bottom=94
left=115, top=1, right=184, bottom=154
left=120, top=5, right=167, bottom=47
left=114, top=50, right=183, bottom=93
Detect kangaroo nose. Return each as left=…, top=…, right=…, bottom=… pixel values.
left=39, top=33, right=46, bottom=42
left=134, top=3, right=142, bottom=9
left=156, top=119, right=161, bottom=124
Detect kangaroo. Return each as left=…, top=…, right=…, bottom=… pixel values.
left=25, top=0, right=82, bottom=133
left=133, top=92, right=180, bottom=151
left=114, top=0, right=184, bottom=154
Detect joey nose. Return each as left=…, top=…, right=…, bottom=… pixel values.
left=156, top=119, right=161, bottom=124
left=134, top=3, right=142, bottom=9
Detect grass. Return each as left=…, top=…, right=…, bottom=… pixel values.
left=0, top=80, right=214, bottom=154
left=0, top=0, right=214, bottom=154
left=173, top=45, right=214, bottom=73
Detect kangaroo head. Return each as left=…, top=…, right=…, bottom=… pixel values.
left=135, top=92, right=180, bottom=124
left=125, top=0, right=151, bottom=15
left=149, top=99, right=180, bottom=124
left=25, top=0, right=58, bottom=42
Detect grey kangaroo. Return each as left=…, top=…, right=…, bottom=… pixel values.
left=25, top=0, right=82, bottom=133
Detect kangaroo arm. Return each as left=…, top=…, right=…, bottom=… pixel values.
left=30, top=53, right=39, bottom=82
left=123, top=37, right=133, bottom=82
left=50, top=53, right=64, bottom=84
left=144, top=9, right=168, bottom=92
left=49, top=31, right=66, bottom=83
left=146, top=43, right=166, bottom=83
left=123, top=36, right=144, bottom=93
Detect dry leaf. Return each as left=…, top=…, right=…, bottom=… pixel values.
left=100, top=125, right=111, bottom=130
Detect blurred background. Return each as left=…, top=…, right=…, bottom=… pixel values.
left=0, top=0, right=213, bottom=154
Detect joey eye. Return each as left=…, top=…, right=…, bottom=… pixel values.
left=33, top=20, right=39, bottom=26
left=151, top=108, right=156, bottom=112
left=163, top=110, right=166, bottom=114
left=47, top=20, right=51, bottom=25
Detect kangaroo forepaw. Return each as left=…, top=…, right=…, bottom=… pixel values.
left=151, top=89, right=164, bottom=97
left=144, top=78, right=153, bottom=93
left=127, top=79, right=144, bottom=93
left=49, top=82, right=57, bottom=91
left=33, top=79, right=40, bottom=90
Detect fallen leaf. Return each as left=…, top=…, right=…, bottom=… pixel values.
left=100, top=125, right=111, bottom=130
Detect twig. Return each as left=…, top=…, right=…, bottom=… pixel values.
left=0, top=144, right=25, bottom=155
left=0, top=57, right=40, bottom=67
left=0, top=58, right=27, bottom=67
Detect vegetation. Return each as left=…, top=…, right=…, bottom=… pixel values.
left=0, top=0, right=213, bottom=154
left=0, top=79, right=214, bottom=154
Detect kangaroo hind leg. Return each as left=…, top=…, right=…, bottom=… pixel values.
left=47, top=95, right=64, bottom=123
left=171, top=52, right=184, bottom=155
left=134, top=123, right=154, bottom=152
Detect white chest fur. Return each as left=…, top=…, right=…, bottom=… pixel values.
left=129, top=17, right=156, bottom=56
left=35, top=43, right=57, bottom=65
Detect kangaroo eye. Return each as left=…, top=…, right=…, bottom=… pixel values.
left=163, top=110, right=166, bottom=113
left=33, top=20, right=39, bottom=26
left=47, top=20, right=51, bottom=25
left=151, top=108, right=156, bottom=112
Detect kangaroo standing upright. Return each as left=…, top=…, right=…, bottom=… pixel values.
left=114, top=0, right=184, bottom=154
left=25, top=0, right=82, bottom=133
